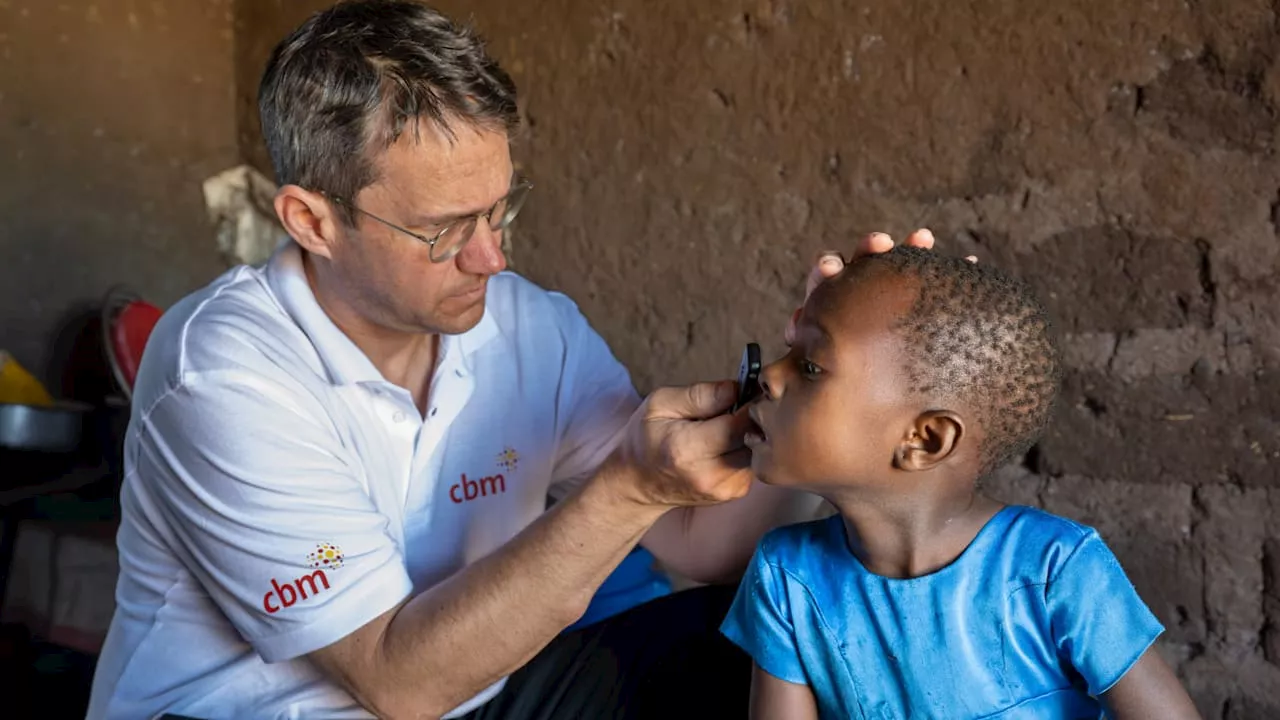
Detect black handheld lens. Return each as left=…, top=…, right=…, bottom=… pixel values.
left=732, top=343, right=762, bottom=413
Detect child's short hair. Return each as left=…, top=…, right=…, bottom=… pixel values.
left=845, top=246, right=1062, bottom=476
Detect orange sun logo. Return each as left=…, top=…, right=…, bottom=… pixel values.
left=307, top=542, right=344, bottom=570
left=496, top=447, right=519, bottom=473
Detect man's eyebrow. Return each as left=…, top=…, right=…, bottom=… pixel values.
left=406, top=187, right=510, bottom=227
left=407, top=208, right=474, bottom=228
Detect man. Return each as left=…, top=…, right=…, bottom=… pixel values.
left=86, top=2, right=934, bottom=718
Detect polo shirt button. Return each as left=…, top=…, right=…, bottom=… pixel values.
left=430, top=407, right=438, bottom=417
left=393, top=411, right=406, bottom=423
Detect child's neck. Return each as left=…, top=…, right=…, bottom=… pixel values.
left=829, top=491, right=1005, bottom=579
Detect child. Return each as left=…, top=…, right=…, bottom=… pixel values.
left=721, top=246, right=1201, bottom=719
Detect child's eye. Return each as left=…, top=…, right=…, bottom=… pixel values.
left=799, top=359, right=823, bottom=378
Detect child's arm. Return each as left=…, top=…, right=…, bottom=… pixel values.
left=1099, top=647, right=1201, bottom=719
left=1041, top=529, right=1202, bottom=719
left=749, top=662, right=819, bottom=720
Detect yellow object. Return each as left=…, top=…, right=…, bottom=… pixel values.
left=0, top=351, right=54, bottom=406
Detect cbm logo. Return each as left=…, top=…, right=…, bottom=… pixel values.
left=262, top=543, right=344, bottom=614
left=450, top=472, right=506, bottom=503
left=263, top=571, right=331, bottom=614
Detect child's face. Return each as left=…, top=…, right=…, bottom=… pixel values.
left=746, top=268, right=921, bottom=490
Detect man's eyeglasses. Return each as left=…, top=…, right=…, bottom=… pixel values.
left=329, top=177, right=532, bottom=263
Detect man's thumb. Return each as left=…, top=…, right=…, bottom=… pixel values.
left=667, top=380, right=736, bottom=420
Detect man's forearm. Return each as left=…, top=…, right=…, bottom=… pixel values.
left=310, top=463, right=669, bottom=719
left=643, top=480, right=825, bottom=584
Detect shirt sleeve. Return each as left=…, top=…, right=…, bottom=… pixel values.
left=1045, top=530, right=1165, bottom=695
left=719, top=541, right=808, bottom=685
left=544, top=294, right=641, bottom=502
left=132, top=368, right=414, bottom=663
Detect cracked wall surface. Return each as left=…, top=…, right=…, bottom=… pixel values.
left=2, top=1, right=1270, bottom=712
left=236, top=1, right=1274, bottom=715
left=0, top=0, right=238, bottom=376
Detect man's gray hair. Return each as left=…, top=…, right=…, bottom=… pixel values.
left=257, top=0, right=519, bottom=224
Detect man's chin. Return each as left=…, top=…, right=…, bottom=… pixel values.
left=430, top=299, right=487, bottom=335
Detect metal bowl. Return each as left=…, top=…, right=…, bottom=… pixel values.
left=0, top=401, right=92, bottom=453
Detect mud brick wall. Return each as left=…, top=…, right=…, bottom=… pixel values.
left=229, top=1, right=1280, bottom=715
left=0, top=0, right=238, bottom=376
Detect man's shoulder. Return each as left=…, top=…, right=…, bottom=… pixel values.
left=486, top=271, right=586, bottom=323
left=136, top=264, right=319, bottom=401
left=483, top=271, right=603, bottom=347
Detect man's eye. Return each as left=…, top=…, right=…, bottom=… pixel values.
left=799, top=359, right=823, bottom=377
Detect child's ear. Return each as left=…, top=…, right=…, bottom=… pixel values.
left=893, top=411, right=964, bottom=472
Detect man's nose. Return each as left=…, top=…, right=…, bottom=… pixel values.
left=455, top=222, right=507, bottom=276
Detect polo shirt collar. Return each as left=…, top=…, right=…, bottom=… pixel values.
left=265, top=239, right=499, bottom=387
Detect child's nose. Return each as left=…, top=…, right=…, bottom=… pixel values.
left=759, top=360, right=785, bottom=400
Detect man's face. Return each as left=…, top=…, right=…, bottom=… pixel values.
left=326, top=118, right=513, bottom=335
left=746, top=269, right=920, bottom=491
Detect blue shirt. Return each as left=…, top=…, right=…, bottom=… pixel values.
left=720, top=505, right=1164, bottom=719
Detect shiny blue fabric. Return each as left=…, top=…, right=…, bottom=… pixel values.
left=566, top=546, right=671, bottom=631
left=721, top=506, right=1163, bottom=719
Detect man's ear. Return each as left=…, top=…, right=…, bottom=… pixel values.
left=893, top=410, right=964, bottom=472
left=274, top=185, right=341, bottom=260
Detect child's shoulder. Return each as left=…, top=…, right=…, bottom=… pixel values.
left=752, top=505, right=1117, bottom=585
left=756, top=514, right=847, bottom=565
left=1000, top=504, right=1096, bottom=542
left=994, top=505, right=1114, bottom=581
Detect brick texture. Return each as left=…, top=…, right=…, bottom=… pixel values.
left=234, top=0, right=1280, bottom=713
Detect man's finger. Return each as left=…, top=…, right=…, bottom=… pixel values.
left=791, top=230, right=934, bottom=347
left=713, top=453, right=754, bottom=494
left=720, top=448, right=752, bottom=472
left=792, top=233, right=893, bottom=346
left=713, top=454, right=755, bottom=500
left=803, top=251, right=845, bottom=301
left=784, top=306, right=803, bottom=345
left=903, top=228, right=935, bottom=248
left=651, top=381, right=737, bottom=421
left=805, top=232, right=894, bottom=303
left=848, top=232, right=894, bottom=261
left=683, top=410, right=750, bottom=455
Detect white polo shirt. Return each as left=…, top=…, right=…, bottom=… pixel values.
left=87, top=241, right=641, bottom=720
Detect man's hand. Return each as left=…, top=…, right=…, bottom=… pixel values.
left=308, top=382, right=756, bottom=719
left=612, top=380, right=755, bottom=509
left=786, top=228, right=961, bottom=345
